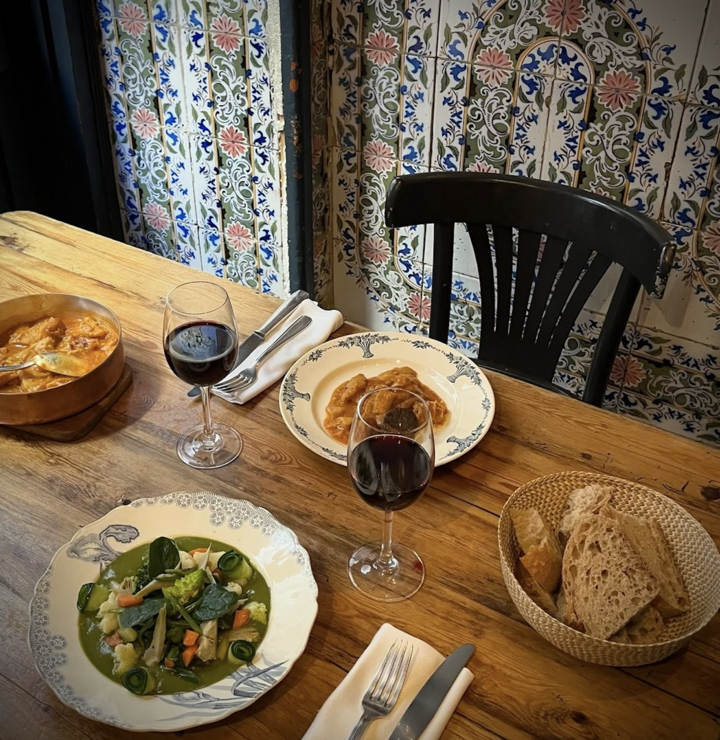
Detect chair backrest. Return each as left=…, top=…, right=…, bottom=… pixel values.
left=385, top=173, right=675, bottom=406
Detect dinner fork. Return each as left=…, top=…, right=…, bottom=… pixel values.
left=346, top=640, right=413, bottom=740
left=213, top=315, right=312, bottom=394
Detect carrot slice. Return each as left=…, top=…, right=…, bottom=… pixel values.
left=117, top=593, right=143, bottom=608
left=183, top=629, right=199, bottom=646
left=163, top=658, right=175, bottom=668
left=105, top=633, right=124, bottom=648
left=188, top=548, right=207, bottom=556
left=233, top=609, right=251, bottom=629
left=182, top=644, right=199, bottom=667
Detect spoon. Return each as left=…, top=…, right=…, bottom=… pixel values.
left=0, top=352, right=88, bottom=377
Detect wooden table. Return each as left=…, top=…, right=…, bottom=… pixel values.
left=1, top=211, right=719, bottom=740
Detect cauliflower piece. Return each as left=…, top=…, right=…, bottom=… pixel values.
left=224, top=582, right=244, bottom=597
left=101, top=612, right=119, bottom=634
left=192, top=550, right=225, bottom=571
left=97, top=592, right=119, bottom=634
left=97, top=591, right=117, bottom=615
left=113, top=643, right=139, bottom=676
left=178, top=550, right=195, bottom=570
left=245, top=601, right=268, bottom=625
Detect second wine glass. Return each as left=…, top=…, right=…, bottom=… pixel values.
left=346, top=387, right=435, bottom=602
left=163, top=281, right=242, bottom=469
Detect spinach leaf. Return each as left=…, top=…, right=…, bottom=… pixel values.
left=192, top=584, right=239, bottom=622
left=119, top=597, right=166, bottom=628
left=148, top=537, right=179, bottom=579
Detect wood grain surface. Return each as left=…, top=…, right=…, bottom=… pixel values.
left=1, top=211, right=719, bottom=740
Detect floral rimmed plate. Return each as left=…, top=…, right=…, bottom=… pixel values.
left=279, top=332, right=495, bottom=466
left=28, top=492, right=318, bottom=732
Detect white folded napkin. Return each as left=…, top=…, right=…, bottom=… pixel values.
left=302, top=623, right=474, bottom=740
left=213, top=299, right=343, bottom=405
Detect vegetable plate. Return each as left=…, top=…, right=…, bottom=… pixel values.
left=28, top=492, right=318, bottom=732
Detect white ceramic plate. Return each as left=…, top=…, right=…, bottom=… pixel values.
left=28, top=492, right=318, bottom=732
left=279, top=332, right=495, bottom=466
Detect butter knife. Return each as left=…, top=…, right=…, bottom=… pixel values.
left=188, top=289, right=309, bottom=397
left=389, top=643, right=474, bottom=740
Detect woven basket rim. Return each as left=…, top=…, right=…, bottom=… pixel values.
left=498, top=470, right=720, bottom=649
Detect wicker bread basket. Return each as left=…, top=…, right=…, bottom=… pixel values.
left=498, top=471, right=720, bottom=666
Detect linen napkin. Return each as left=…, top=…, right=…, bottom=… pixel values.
left=212, top=299, right=343, bottom=405
left=302, top=623, right=474, bottom=740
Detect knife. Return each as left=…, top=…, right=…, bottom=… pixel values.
left=188, top=289, right=309, bottom=396
left=389, top=643, right=474, bottom=740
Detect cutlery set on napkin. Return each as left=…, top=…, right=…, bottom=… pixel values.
left=189, top=289, right=343, bottom=404
left=304, top=624, right=474, bottom=740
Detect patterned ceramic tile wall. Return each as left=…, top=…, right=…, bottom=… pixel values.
left=95, top=0, right=284, bottom=296
left=326, top=0, right=720, bottom=447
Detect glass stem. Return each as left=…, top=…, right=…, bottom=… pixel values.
left=199, top=387, right=216, bottom=447
left=378, top=511, right=394, bottom=566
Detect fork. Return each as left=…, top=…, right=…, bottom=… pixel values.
left=346, top=640, right=413, bottom=740
left=213, top=315, right=312, bottom=394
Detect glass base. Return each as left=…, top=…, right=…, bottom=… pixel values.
left=347, top=541, right=425, bottom=602
left=176, top=423, right=242, bottom=469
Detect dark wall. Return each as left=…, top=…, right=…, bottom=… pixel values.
left=0, top=0, right=122, bottom=239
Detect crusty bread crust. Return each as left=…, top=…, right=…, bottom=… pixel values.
left=511, top=508, right=562, bottom=593
left=605, top=506, right=689, bottom=618
left=515, top=561, right=557, bottom=615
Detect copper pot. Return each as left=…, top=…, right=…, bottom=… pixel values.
left=0, top=294, right=125, bottom=425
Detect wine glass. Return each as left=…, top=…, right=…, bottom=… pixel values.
left=346, top=387, right=435, bottom=602
left=163, top=281, right=242, bottom=469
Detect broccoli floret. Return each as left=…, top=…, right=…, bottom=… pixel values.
left=244, top=601, right=268, bottom=625
left=165, top=568, right=204, bottom=605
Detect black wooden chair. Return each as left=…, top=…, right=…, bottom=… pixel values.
left=384, top=173, right=675, bottom=406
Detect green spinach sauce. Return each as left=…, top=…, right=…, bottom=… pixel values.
left=78, top=536, right=270, bottom=695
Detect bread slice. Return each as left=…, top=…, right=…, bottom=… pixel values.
left=610, top=605, right=665, bottom=645
left=562, top=513, right=660, bottom=639
left=604, top=506, right=689, bottom=618
left=557, top=485, right=613, bottom=546
left=510, top=508, right=563, bottom=593
left=516, top=561, right=556, bottom=615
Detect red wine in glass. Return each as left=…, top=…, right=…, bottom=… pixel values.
left=162, top=281, right=242, bottom=469
left=164, top=320, right=237, bottom=387
left=349, top=435, right=432, bottom=511
left=346, top=387, right=435, bottom=602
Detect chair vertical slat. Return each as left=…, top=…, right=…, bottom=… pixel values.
left=523, top=235, right=567, bottom=343
left=428, top=222, right=454, bottom=342
left=492, top=224, right=514, bottom=338
left=536, top=242, right=592, bottom=348
left=467, top=223, right=496, bottom=349
left=583, top=269, right=640, bottom=406
left=547, top=253, right=612, bottom=363
left=384, top=172, right=672, bottom=405
left=509, top=229, right=542, bottom=341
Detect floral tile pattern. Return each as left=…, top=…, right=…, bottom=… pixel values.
left=95, top=0, right=284, bottom=295
left=327, top=0, right=720, bottom=447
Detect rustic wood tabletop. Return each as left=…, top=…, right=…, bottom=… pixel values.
left=1, top=211, right=719, bottom=740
